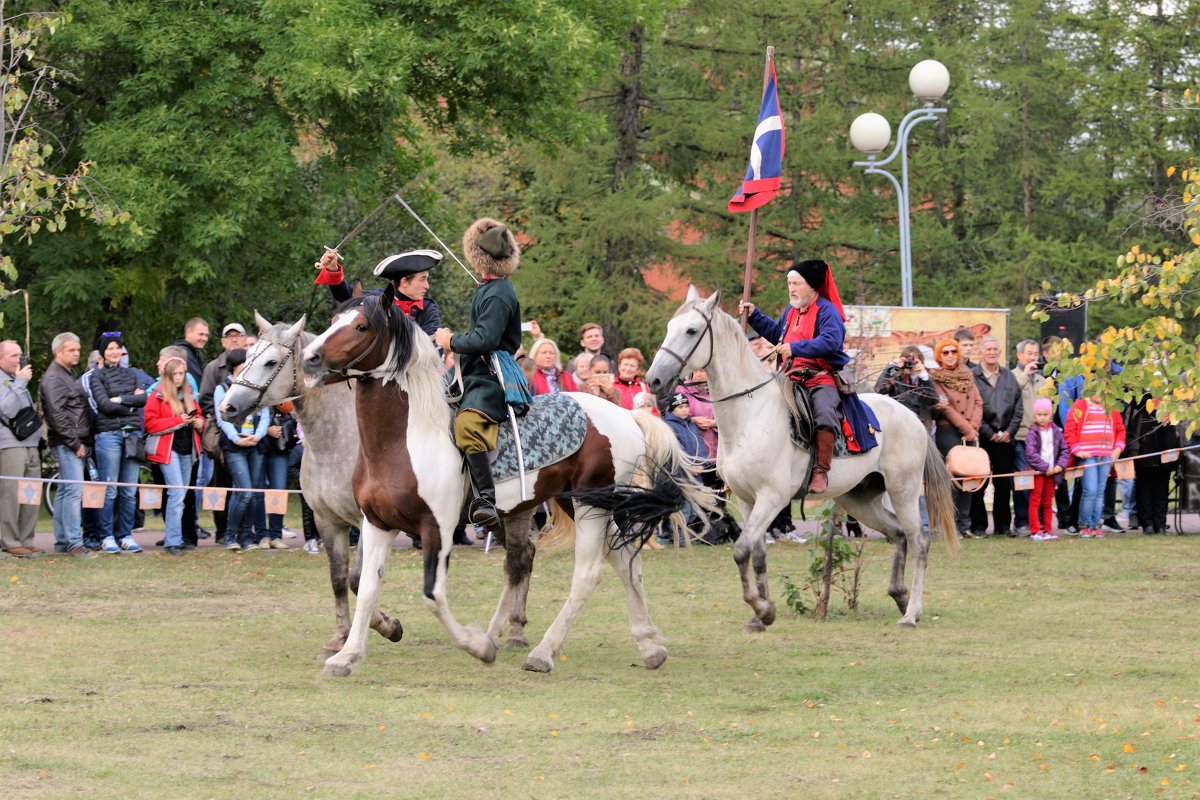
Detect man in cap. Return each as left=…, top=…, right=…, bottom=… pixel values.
left=316, top=248, right=443, bottom=337
left=739, top=259, right=875, bottom=494
left=433, top=219, right=522, bottom=528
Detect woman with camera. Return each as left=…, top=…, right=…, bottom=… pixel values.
left=874, top=345, right=939, bottom=428
left=143, top=355, right=206, bottom=555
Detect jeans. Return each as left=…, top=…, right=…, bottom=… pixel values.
left=95, top=430, right=141, bottom=539
left=52, top=445, right=85, bottom=550
left=1012, top=439, right=1030, bottom=529
left=225, top=447, right=265, bottom=544
left=263, top=450, right=289, bottom=539
left=160, top=452, right=194, bottom=548
left=1077, top=455, right=1111, bottom=529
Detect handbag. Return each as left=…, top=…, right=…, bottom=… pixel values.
left=123, top=430, right=150, bottom=465
left=945, top=439, right=991, bottom=492
left=201, top=419, right=223, bottom=462
left=2, top=404, right=41, bottom=441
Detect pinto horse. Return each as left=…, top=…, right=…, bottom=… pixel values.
left=301, top=284, right=716, bottom=676
left=219, top=313, right=404, bottom=659
left=645, top=287, right=958, bottom=630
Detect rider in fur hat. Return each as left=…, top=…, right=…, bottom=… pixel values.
left=434, top=218, right=522, bottom=528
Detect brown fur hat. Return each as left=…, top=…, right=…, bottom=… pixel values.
left=462, top=217, right=520, bottom=278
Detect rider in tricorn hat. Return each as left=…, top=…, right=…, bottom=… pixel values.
left=434, top=219, right=522, bottom=528
left=315, top=248, right=444, bottom=337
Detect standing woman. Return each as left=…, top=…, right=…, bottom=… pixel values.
left=613, top=347, right=658, bottom=415
left=213, top=349, right=269, bottom=550
left=144, top=356, right=205, bottom=555
left=90, top=332, right=149, bottom=553
left=929, top=338, right=983, bottom=538
left=261, top=401, right=299, bottom=549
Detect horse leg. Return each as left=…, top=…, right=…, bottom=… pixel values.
left=524, top=512, right=608, bottom=673
left=323, top=518, right=395, bottom=677
left=605, top=534, right=667, bottom=669
left=731, top=495, right=779, bottom=631
left=315, top=512, right=353, bottom=659
left=343, top=520, right=404, bottom=647
left=837, top=486, right=925, bottom=627
left=419, top=519, right=498, bottom=664
left=487, top=510, right=535, bottom=648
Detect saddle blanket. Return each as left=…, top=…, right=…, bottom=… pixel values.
left=492, top=393, right=588, bottom=482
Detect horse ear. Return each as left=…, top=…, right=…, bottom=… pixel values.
left=702, top=289, right=722, bottom=313
left=283, top=315, right=306, bottom=343
left=381, top=282, right=395, bottom=307
left=351, top=280, right=365, bottom=298
left=685, top=284, right=700, bottom=303
left=254, top=310, right=271, bottom=334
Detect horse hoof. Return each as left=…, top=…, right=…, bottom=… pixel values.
left=322, top=661, right=354, bottom=678
left=744, top=617, right=767, bottom=633
left=386, top=622, right=404, bottom=643
left=523, top=654, right=554, bottom=673
left=506, top=635, right=529, bottom=649
left=760, top=602, right=776, bottom=627
left=643, top=647, right=668, bottom=670
left=896, top=619, right=918, bottom=629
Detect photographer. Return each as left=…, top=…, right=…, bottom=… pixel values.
left=874, top=345, right=938, bottom=427
left=0, top=341, right=43, bottom=556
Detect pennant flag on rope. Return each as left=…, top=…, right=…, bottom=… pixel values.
left=202, top=487, right=227, bottom=512
left=139, top=486, right=163, bottom=509
left=264, top=490, right=288, bottom=516
left=1162, top=449, right=1180, bottom=463
left=17, top=480, right=41, bottom=506
left=82, top=483, right=106, bottom=509
left=727, top=60, right=785, bottom=213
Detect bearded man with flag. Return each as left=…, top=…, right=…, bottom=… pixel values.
left=738, top=259, right=878, bottom=494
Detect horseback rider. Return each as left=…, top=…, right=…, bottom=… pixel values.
left=737, top=258, right=850, bottom=495
left=433, top=218, right=522, bottom=528
left=315, top=248, right=443, bottom=337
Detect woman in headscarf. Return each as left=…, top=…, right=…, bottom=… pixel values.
left=930, top=337, right=983, bottom=538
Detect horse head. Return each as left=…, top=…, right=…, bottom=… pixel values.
left=222, top=312, right=308, bottom=424
left=645, top=284, right=723, bottom=394
left=303, top=283, right=413, bottom=383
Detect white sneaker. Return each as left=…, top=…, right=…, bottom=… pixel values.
left=282, top=527, right=298, bottom=539
left=304, top=539, right=321, bottom=555
left=101, top=535, right=120, bottom=553
left=782, top=532, right=808, bottom=544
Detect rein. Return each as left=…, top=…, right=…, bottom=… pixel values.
left=232, top=339, right=304, bottom=407
left=334, top=301, right=391, bottom=379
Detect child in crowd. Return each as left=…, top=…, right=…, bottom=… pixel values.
left=1063, top=392, right=1126, bottom=539
left=1024, top=397, right=1069, bottom=541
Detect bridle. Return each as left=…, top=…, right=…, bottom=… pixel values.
left=232, top=338, right=304, bottom=407
left=327, top=300, right=392, bottom=380
left=657, top=306, right=776, bottom=403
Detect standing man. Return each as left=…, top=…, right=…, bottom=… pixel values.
left=0, top=340, right=43, bottom=556
left=571, top=323, right=610, bottom=381
left=316, top=249, right=443, bottom=337
left=738, top=259, right=871, bottom=495
left=1012, top=338, right=1044, bottom=535
left=434, top=218, right=522, bottom=527
left=969, top=335, right=1024, bottom=536
left=170, top=318, right=208, bottom=549
left=198, top=322, right=247, bottom=543
left=954, top=328, right=979, bottom=369
left=39, top=332, right=97, bottom=556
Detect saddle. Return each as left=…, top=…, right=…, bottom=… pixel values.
left=490, top=393, right=588, bottom=482
left=786, top=381, right=854, bottom=458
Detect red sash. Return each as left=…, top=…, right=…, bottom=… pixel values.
left=783, top=304, right=835, bottom=388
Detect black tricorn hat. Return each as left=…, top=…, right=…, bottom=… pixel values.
left=373, top=249, right=442, bottom=282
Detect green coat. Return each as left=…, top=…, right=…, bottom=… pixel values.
left=450, top=277, right=521, bottom=423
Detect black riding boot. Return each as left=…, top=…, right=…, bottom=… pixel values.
left=465, top=451, right=499, bottom=528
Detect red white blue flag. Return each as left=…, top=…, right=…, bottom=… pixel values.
left=727, top=61, right=785, bottom=213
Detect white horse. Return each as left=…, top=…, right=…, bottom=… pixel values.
left=645, top=287, right=958, bottom=629
left=301, top=287, right=718, bottom=676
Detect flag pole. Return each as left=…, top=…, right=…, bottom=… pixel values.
left=740, top=46, right=774, bottom=332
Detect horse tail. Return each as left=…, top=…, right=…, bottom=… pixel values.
left=923, top=437, right=960, bottom=553
left=534, top=498, right=576, bottom=552
left=631, top=411, right=723, bottom=544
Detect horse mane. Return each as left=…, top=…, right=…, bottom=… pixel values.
left=345, top=293, right=451, bottom=432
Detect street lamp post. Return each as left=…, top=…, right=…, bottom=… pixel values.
left=850, top=59, right=950, bottom=308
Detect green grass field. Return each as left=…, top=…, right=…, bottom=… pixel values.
left=2, top=534, right=1197, bottom=799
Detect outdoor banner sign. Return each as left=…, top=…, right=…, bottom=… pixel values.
left=842, top=305, right=1011, bottom=391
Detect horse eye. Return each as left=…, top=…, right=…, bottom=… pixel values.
left=686, top=327, right=698, bottom=336
left=264, top=360, right=277, bottom=368
left=356, top=324, right=368, bottom=332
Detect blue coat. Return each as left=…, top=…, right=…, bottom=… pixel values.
left=747, top=297, right=849, bottom=369
left=665, top=414, right=709, bottom=463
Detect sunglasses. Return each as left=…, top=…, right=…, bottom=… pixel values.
left=940, top=348, right=958, bottom=355
left=100, top=331, right=122, bottom=338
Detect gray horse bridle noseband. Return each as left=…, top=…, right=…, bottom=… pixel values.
left=232, top=338, right=303, bottom=407
left=656, top=307, right=776, bottom=403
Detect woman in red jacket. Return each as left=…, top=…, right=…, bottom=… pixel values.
left=527, top=338, right=576, bottom=396
left=144, top=357, right=205, bottom=555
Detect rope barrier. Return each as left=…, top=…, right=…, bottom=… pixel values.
left=950, top=440, right=1200, bottom=482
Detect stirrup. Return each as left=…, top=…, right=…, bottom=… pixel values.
left=469, top=500, right=499, bottom=528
